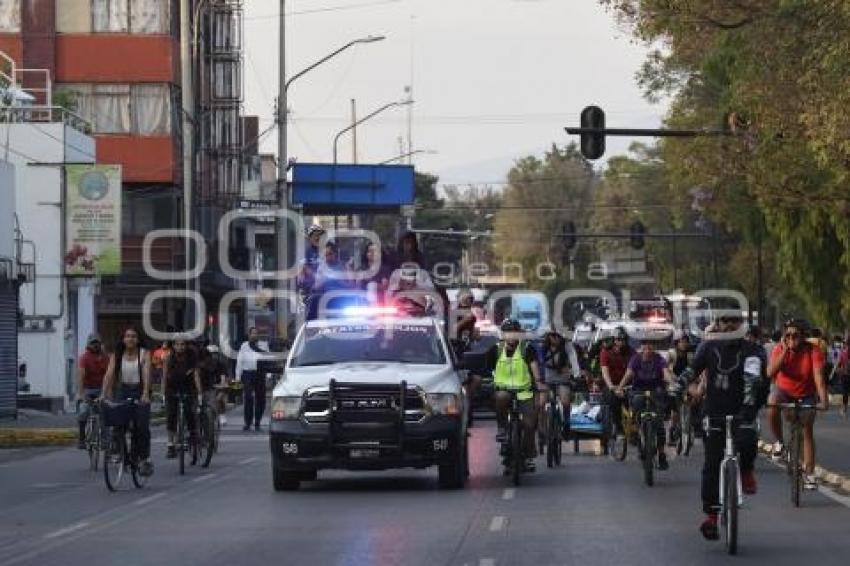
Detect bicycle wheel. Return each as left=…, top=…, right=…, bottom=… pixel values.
left=198, top=408, right=214, bottom=468
left=790, top=424, right=801, bottom=507
left=511, top=414, right=522, bottom=487
left=682, top=408, right=694, bottom=457
left=723, top=459, right=739, bottom=555
left=213, top=409, right=221, bottom=454
left=177, top=412, right=186, bottom=476
left=104, top=429, right=126, bottom=492
left=86, top=416, right=99, bottom=471
left=130, top=432, right=149, bottom=489
left=642, top=419, right=655, bottom=487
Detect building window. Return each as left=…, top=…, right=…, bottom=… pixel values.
left=91, top=0, right=169, bottom=34
left=122, top=191, right=175, bottom=235
left=0, top=0, right=21, bottom=33
left=59, top=83, right=171, bottom=136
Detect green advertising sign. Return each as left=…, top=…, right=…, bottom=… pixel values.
left=65, top=165, right=122, bottom=276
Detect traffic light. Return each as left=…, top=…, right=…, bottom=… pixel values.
left=630, top=221, right=646, bottom=250
left=580, top=106, right=606, bottom=160
left=562, top=221, right=577, bottom=250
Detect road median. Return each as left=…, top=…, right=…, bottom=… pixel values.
left=0, top=428, right=77, bottom=448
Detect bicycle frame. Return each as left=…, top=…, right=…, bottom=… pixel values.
left=717, top=415, right=743, bottom=511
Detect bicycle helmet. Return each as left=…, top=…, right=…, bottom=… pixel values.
left=307, top=224, right=325, bottom=238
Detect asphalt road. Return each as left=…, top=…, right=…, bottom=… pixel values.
left=1, top=415, right=849, bottom=566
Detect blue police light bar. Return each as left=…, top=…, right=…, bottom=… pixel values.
left=292, top=163, right=415, bottom=213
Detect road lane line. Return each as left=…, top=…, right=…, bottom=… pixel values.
left=134, top=492, right=166, bottom=506
left=239, top=457, right=258, bottom=465
left=44, top=522, right=89, bottom=540
left=489, top=515, right=507, bottom=532
left=502, top=488, right=515, bottom=500
left=763, top=456, right=850, bottom=509
left=191, top=473, right=217, bottom=483
left=479, top=559, right=496, bottom=566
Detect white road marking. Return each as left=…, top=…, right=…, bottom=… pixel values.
left=479, top=559, right=496, bottom=566
left=44, top=522, right=89, bottom=540
left=763, top=456, right=850, bottom=509
left=191, top=473, right=217, bottom=483
left=502, top=488, right=515, bottom=500
left=489, top=515, right=507, bottom=532
left=134, top=492, right=166, bottom=506
left=239, top=457, right=259, bottom=465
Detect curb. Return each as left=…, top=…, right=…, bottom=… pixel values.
left=757, top=438, right=850, bottom=494
left=0, top=428, right=77, bottom=448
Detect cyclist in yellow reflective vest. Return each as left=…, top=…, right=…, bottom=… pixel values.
left=486, top=319, right=542, bottom=472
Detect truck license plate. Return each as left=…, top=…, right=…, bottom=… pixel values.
left=350, top=448, right=380, bottom=459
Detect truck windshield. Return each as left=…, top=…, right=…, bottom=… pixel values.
left=289, top=323, right=447, bottom=367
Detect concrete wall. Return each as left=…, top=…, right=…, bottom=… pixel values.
left=0, top=160, right=14, bottom=261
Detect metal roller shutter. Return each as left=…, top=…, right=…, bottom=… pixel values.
left=0, top=285, right=18, bottom=418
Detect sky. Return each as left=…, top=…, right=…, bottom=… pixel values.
left=243, top=0, right=669, bottom=188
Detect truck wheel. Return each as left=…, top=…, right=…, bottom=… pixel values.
left=439, top=439, right=468, bottom=489
left=299, top=469, right=318, bottom=482
left=273, top=466, right=300, bottom=491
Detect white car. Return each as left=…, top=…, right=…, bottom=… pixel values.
left=269, top=308, right=469, bottom=491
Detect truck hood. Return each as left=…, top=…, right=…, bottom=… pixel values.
left=273, top=362, right=461, bottom=397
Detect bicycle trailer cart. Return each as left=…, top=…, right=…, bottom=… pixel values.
left=565, top=392, right=611, bottom=454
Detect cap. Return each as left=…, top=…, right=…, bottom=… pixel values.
left=86, top=332, right=102, bottom=344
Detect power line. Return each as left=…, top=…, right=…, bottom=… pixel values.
left=245, top=0, right=403, bottom=20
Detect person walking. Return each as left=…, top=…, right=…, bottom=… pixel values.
left=236, top=327, right=269, bottom=431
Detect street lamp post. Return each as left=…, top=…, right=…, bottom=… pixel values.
left=332, top=99, right=413, bottom=165
left=276, top=0, right=384, bottom=339
left=379, top=149, right=436, bottom=165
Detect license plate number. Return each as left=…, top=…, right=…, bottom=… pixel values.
left=350, top=448, right=380, bottom=459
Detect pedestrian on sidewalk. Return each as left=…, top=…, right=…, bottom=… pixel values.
left=76, top=333, right=109, bottom=449
left=235, top=327, right=268, bottom=432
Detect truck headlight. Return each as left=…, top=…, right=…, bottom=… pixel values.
left=271, top=396, right=302, bottom=420
left=426, top=393, right=461, bottom=416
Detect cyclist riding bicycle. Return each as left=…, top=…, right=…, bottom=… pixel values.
left=766, top=318, right=829, bottom=490
left=198, top=341, right=231, bottom=426
left=666, top=330, right=695, bottom=446
left=485, top=318, right=543, bottom=473
left=538, top=330, right=582, bottom=433
left=164, top=337, right=202, bottom=459
left=602, top=327, right=635, bottom=439
left=683, top=313, right=768, bottom=541
left=77, top=333, right=109, bottom=449
left=617, top=335, right=674, bottom=471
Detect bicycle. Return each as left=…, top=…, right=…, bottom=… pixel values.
left=769, top=401, right=823, bottom=507
left=194, top=394, right=218, bottom=468
left=500, top=389, right=527, bottom=486
left=79, top=396, right=103, bottom=471
left=668, top=379, right=694, bottom=457
left=705, top=414, right=755, bottom=556
left=102, top=398, right=149, bottom=491
left=540, top=384, right=567, bottom=468
left=632, top=389, right=662, bottom=487
left=172, top=392, right=196, bottom=475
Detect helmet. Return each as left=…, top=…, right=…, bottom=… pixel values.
left=307, top=224, right=325, bottom=238
left=500, top=318, right=522, bottom=333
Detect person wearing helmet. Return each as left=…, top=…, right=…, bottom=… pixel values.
left=538, top=330, right=581, bottom=434
left=617, top=336, right=675, bottom=471
left=765, top=318, right=828, bottom=490
left=485, top=318, right=542, bottom=472
left=601, top=327, right=634, bottom=438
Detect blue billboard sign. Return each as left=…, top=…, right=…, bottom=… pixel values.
left=291, top=163, right=415, bottom=213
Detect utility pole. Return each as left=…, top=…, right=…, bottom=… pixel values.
left=275, top=0, right=290, bottom=340
left=351, top=98, right=358, bottom=164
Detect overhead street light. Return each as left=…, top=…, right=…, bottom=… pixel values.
left=332, top=99, right=414, bottom=165
left=379, top=149, right=437, bottom=165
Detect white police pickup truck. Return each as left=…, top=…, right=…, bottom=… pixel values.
left=269, top=308, right=469, bottom=490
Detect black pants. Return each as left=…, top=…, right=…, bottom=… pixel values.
left=493, top=391, right=537, bottom=459
left=165, top=391, right=196, bottom=435
left=117, top=385, right=151, bottom=460
left=630, top=389, right=667, bottom=449
left=701, top=418, right=757, bottom=513
left=608, top=390, right=626, bottom=435
left=242, top=371, right=266, bottom=427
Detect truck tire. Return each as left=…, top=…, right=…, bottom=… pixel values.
left=438, top=439, right=468, bottom=489
left=273, top=466, right=300, bottom=491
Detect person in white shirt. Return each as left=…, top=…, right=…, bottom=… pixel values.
left=235, top=327, right=269, bottom=432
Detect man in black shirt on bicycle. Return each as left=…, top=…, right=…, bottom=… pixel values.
left=686, top=314, right=768, bottom=541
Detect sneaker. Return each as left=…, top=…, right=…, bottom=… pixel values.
left=139, top=459, right=154, bottom=477
left=657, top=453, right=669, bottom=471
left=219, top=415, right=227, bottom=427
left=700, top=513, right=720, bottom=541
left=771, top=441, right=785, bottom=461
left=742, top=470, right=758, bottom=494
left=804, top=474, right=818, bottom=490
left=166, top=444, right=176, bottom=459
left=242, top=424, right=250, bottom=432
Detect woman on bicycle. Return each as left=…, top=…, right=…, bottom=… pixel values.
left=616, top=337, right=674, bottom=470
left=198, top=341, right=231, bottom=426
left=164, top=336, right=202, bottom=459
left=101, top=327, right=153, bottom=476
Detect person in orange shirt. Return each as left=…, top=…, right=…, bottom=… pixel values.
left=150, top=340, right=172, bottom=393
left=766, top=319, right=829, bottom=490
